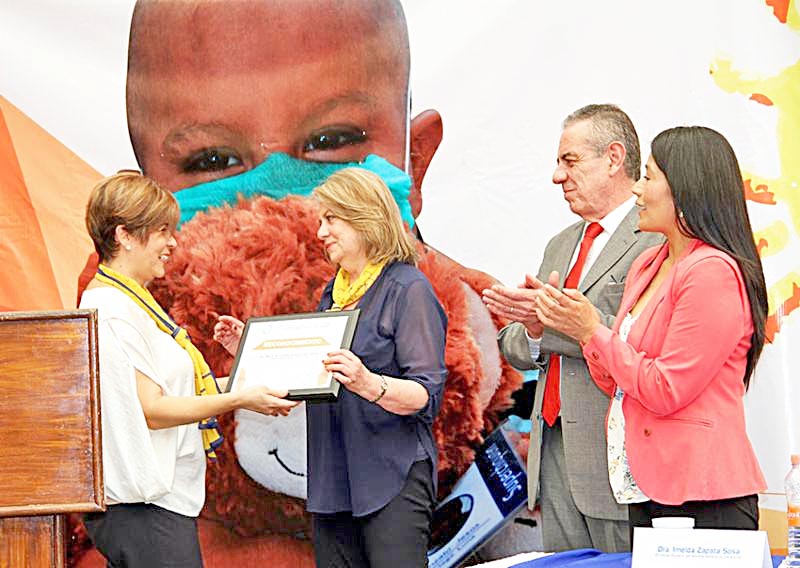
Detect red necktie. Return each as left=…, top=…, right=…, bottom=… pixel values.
left=541, top=222, right=604, bottom=427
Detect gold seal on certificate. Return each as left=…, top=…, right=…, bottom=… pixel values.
left=226, top=310, right=360, bottom=401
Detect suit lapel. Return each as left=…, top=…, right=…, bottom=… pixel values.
left=579, top=206, right=639, bottom=293
left=547, top=221, right=584, bottom=286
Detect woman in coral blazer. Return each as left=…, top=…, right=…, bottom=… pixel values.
left=533, top=126, right=767, bottom=533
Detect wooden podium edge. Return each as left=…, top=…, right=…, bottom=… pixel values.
left=86, top=308, right=105, bottom=513
left=0, top=308, right=105, bottom=517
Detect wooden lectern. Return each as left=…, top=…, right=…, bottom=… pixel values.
left=0, top=310, right=103, bottom=567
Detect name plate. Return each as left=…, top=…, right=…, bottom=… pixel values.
left=632, top=527, right=771, bottom=568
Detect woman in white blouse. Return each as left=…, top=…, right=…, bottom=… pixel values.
left=79, top=172, right=296, bottom=567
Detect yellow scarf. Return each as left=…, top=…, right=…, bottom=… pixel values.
left=330, top=262, right=386, bottom=311
left=95, top=264, right=224, bottom=460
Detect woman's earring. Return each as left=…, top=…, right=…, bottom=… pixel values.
left=125, top=244, right=132, bottom=251
left=678, top=210, right=685, bottom=219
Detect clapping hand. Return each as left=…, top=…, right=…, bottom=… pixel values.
left=482, top=271, right=560, bottom=338
left=534, top=284, right=600, bottom=344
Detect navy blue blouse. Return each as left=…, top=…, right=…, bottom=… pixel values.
left=307, top=261, right=448, bottom=517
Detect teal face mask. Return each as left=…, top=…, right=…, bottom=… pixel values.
left=174, top=153, right=414, bottom=228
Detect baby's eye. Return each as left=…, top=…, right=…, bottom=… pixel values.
left=181, top=147, right=243, bottom=173
left=302, top=126, right=367, bottom=154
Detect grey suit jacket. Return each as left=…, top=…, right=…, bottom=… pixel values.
left=498, top=206, right=663, bottom=521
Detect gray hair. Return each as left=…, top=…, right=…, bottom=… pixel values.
left=563, top=104, right=641, bottom=180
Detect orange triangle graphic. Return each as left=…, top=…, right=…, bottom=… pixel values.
left=0, top=96, right=101, bottom=310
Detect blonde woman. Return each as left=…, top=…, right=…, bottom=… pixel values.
left=215, top=168, right=447, bottom=567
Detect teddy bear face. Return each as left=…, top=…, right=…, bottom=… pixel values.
left=234, top=405, right=308, bottom=499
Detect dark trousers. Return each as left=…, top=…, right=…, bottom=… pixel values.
left=312, top=460, right=434, bottom=568
left=629, top=493, right=759, bottom=545
left=84, top=503, right=203, bottom=568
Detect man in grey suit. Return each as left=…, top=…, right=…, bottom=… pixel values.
left=483, top=104, right=662, bottom=553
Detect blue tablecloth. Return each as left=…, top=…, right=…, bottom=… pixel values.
left=509, top=548, right=785, bottom=567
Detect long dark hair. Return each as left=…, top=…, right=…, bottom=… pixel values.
left=651, top=126, right=767, bottom=388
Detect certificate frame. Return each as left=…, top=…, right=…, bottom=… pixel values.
left=226, top=310, right=360, bottom=402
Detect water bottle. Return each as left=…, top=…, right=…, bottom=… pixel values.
left=787, top=454, right=800, bottom=566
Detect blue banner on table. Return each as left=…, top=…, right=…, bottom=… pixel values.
left=428, top=420, right=528, bottom=568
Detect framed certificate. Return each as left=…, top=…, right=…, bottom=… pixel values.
left=226, top=310, right=360, bottom=401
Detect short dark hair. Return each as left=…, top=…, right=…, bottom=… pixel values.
left=651, top=126, right=767, bottom=388
left=86, top=171, right=179, bottom=263
left=564, top=104, right=641, bottom=180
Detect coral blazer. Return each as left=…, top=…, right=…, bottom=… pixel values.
left=582, top=239, right=766, bottom=505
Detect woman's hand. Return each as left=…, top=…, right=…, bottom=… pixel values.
left=534, top=285, right=601, bottom=344
left=213, top=315, right=245, bottom=355
left=323, top=349, right=381, bottom=400
left=237, top=386, right=299, bottom=416
left=232, top=368, right=298, bottom=416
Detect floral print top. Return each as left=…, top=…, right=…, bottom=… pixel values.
left=607, top=312, right=649, bottom=504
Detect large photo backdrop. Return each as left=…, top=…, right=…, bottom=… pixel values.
left=1, top=0, right=798, bottom=564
